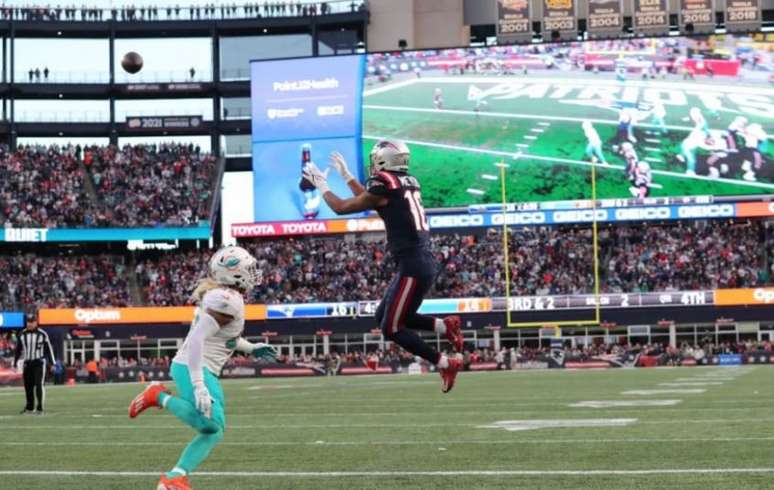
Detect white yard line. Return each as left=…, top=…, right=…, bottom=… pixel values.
left=362, top=134, right=774, bottom=191
left=411, top=75, right=774, bottom=96
left=363, top=78, right=419, bottom=97
left=4, top=436, right=774, bottom=447
left=4, top=468, right=774, bottom=477
left=364, top=104, right=732, bottom=134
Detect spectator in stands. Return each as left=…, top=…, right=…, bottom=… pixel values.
left=0, top=252, right=132, bottom=310
left=0, top=142, right=217, bottom=229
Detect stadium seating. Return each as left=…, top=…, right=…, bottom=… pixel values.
left=0, top=143, right=218, bottom=228
left=1, top=219, right=769, bottom=310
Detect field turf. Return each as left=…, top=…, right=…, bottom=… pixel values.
left=362, top=74, right=774, bottom=208
left=1, top=366, right=773, bottom=489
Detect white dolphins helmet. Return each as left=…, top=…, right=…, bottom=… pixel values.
left=209, top=246, right=261, bottom=291
left=369, top=139, right=410, bottom=174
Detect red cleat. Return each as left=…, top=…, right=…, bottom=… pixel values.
left=157, top=474, right=192, bottom=490
left=440, top=354, right=463, bottom=394
left=128, top=382, right=170, bottom=419
left=444, top=315, right=463, bottom=352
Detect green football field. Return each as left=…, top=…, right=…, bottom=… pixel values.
left=2, top=367, right=774, bottom=489
left=362, top=75, right=774, bottom=208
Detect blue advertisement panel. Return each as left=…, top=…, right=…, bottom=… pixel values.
left=250, top=55, right=365, bottom=141
left=0, top=312, right=25, bottom=328
left=251, top=138, right=362, bottom=222
left=1, top=224, right=211, bottom=243
left=718, top=354, right=742, bottom=366
left=426, top=203, right=737, bottom=230
left=250, top=54, right=366, bottom=223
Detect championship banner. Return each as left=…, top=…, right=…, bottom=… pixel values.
left=633, top=0, right=670, bottom=35
left=542, top=0, right=577, bottom=41
left=587, top=0, right=623, bottom=38
left=679, top=0, right=716, bottom=34
left=496, top=0, right=532, bottom=44
left=725, top=0, right=761, bottom=33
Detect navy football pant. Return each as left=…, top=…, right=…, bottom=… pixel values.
left=375, top=254, right=440, bottom=364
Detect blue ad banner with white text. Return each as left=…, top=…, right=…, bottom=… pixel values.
left=0, top=223, right=211, bottom=243
left=0, top=312, right=25, bottom=328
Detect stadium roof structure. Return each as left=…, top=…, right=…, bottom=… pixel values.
left=0, top=1, right=368, bottom=166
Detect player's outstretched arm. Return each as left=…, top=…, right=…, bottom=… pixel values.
left=227, top=337, right=278, bottom=360
left=330, top=151, right=366, bottom=196
left=303, top=162, right=387, bottom=215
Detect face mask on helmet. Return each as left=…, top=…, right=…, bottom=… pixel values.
left=210, top=247, right=261, bottom=292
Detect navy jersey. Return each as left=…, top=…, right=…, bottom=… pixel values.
left=366, top=170, right=430, bottom=256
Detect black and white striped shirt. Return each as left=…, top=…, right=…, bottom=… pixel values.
left=14, top=328, right=55, bottom=364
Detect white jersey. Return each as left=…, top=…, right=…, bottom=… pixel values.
left=174, top=287, right=245, bottom=375
left=585, top=128, right=601, bottom=147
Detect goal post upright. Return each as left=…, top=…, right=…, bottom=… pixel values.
left=500, top=159, right=601, bottom=328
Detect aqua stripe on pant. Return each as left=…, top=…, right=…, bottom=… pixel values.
left=158, top=362, right=226, bottom=475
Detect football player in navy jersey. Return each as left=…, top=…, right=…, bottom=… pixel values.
left=302, top=140, right=465, bottom=393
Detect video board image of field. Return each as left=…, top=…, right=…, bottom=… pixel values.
left=363, top=35, right=774, bottom=209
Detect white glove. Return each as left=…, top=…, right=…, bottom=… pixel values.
left=194, top=381, right=213, bottom=419
left=329, top=151, right=355, bottom=182
left=302, top=161, right=330, bottom=194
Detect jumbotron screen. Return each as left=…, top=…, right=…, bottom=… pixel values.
left=363, top=34, right=773, bottom=208
left=246, top=34, right=772, bottom=225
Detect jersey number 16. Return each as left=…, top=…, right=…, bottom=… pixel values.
left=404, top=189, right=429, bottom=231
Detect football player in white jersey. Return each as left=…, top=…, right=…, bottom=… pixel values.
left=128, top=246, right=276, bottom=490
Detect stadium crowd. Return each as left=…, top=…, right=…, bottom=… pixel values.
left=0, top=1, right=365, bottom=21
left=0, top=143, right=218, bottom=228
left=1, top=219, right=769, bottom=311
left=84, top=143, right=217, bottom=227
left=0, top=144, right=95, bottom=228
left=0, top=252, right=132, bottom=310
left=139, top=220, right=764, bottom=305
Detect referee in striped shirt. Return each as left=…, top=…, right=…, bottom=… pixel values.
left=14, top=315, right=55, bottom=414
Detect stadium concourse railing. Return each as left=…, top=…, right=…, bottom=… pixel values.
left=0, top=0, right=366, bottom=22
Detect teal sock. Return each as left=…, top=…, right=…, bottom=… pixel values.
left=173, top=431, right=224, bottom=475
left=161, top=394, right=224, bottom=475
left=162, top=394, right=221, bottom=434
left=165, top=467, right=187, bottom=479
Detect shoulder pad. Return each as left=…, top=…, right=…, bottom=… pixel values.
left=201, top=287, right=244, bottom=319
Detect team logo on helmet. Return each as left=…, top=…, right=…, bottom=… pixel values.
left=223, top=256, right=241, bottom=271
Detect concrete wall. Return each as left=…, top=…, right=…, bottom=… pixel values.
left=368, top=0, right=468, bottom=52
left=414, top=0, right=469, bottom=49
left=368, top=0, right=415, bottom=52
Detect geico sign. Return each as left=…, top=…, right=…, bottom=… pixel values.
left=552, top=209, right=608, bottom=223
left=615, top=207, right=671, bottom=220
left=429, top=215, right=485, bottom=228
left=74, top=309, right=121, bottom=323
left=677, top=204, right=734, bottom=219
left=491, top=212, right=547, bottom=225
left=753, top=289, right=774, bottom=304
